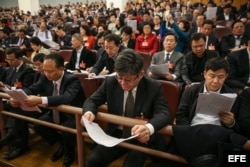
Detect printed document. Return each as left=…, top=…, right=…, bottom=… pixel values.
left=206, top=7, right=217, bottom=20
left=82, top=117, right=138, bottom=147
left=195, top=92, right=237, bottom=117
left=151, top=64, right=169, bottom=78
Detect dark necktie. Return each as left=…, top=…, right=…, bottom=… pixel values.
left=123, top=91, right=134, bottom=137
left=11, top=68, right=17, bottom=85
left=52, top=83, right=60, bottom=124
left=165, top=53, right=170, bottom=63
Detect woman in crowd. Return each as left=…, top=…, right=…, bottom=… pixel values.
left=80, top=24, right=96, bottom=50
left=135, top=21, right=159, bottom=56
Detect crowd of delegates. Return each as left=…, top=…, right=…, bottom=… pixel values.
left=0, top=0, right=250, bottom=167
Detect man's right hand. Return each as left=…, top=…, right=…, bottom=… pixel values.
left=81, top=112, right=95, bottom=126
left=9, top=98, right=21, bottom=108
left=88, top=73, right=96, bottom=78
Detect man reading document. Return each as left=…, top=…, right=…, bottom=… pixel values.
left=82, top=49, right=170, bottom=167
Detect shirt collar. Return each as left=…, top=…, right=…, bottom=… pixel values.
left=53, top=71, right=64, bottom=85
left=203, top=84, right=221, bottom=94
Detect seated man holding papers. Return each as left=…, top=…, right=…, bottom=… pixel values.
left=82, top=49, right=170, bottom=167
left=158, top=57, right=245, bottom=167
left=148, top=32, right=183, bottom=82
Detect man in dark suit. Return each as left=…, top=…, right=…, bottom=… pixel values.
left=0, top=48, right=35, bottom=159
left=238, top=88, right=250, bottom=139
left=82, top=49, right=170, bottom=167
left=158, top=57, right=244, bottom=167
left=4, top=47, right=35, bottom=88
left=216, top=4, right=236, bottom=21
left=220, top=20, right=248, bottom=57
left=149, top=32, right=183, bottom=82
left=188, top=14, right=205, bottom=40
left=226, top=39, right=250, bottom=90
left=10, top=29, right=31, bottom=50
left=88, top=34, right=126, bottom=77
left=200, top=20, right=220, bottom=51
left=54, top=26, right=72, bottom=50
left=181, top=33, right=219, bottom=86
left=64, top=33, right=96, bottom=72
left=2, top=53, right=85, bottom=167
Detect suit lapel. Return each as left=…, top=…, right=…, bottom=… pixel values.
left=134, top=78, right=146, bottom=116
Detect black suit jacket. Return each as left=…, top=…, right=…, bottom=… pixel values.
left=24, top=72, right=85, bottom=107
left=125, top=39, right=135, bottom=49
left=91, top=46, right=126, bottom=75
left=216, top=13, right=236, bottom=21
left=176, top=82, right=239, bottom=131
left=0, top=66, right=7, bottom=82
left=56, top=34, right=72, bottom=49
left=220, top=34, right=249, bottom=57
left=206, top=34, right=220, bottom=50
left=226, top=48, right=250, bottom=89
left=83, top=76, right=170, bottom=135
left=181, top=50, right=219, bottom=85
left=24, top=72, right=85, bottom=119
left=238, top=88, right=250, bottom=138
left=5, top=63, right=35, bottom=88
left=10, top=36, right=31, bottom=49
left=65, top=47, right=96, bottom=71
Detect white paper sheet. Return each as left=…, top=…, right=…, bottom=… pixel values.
left=82, top=117, right=138, bottom=147
left=2, top=88, right=42, bottom=113
left=195, top=92, right=237, bottom=117
left=127, top=19, right=137, bottom=31
left=151, top=64, right=169, bottom=78
left=206, top=7, right=217, bottom=20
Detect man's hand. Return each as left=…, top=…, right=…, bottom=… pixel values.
left=24, top=95, right=42, bottom=107
left=131, top=125, right=150, bottom=143
left=219, top=110, right=235, bottom=127
left=81, top=112, right=95, bottom=126
left=88, top=73, right=96, bottom=78
left=9, top=98, right=21, bottom=108
left=165, top=73, right=174, bottom=80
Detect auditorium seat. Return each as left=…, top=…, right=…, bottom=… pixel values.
left=157, top=80, right=182, bottom=124
left=58, top=49, right=73, bottom=62
left=213, top=27, right=232, bottom=41
left=74, top=73, right=104, bottom=98
left=136, top=51, right=152, bottom=73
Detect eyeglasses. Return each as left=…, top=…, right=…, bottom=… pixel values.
left=115, top=74, right=139, bottom=84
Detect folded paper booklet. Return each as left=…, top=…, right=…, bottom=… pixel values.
left=43, top=39, right=59, bottom=48
left=151, top=63, right=169, bottom=78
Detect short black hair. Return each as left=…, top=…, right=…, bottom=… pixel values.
left=190, top=33, right=206, bottom=44
left=104, top=34, right=120, bottom=46
left=121, top=26, right=133, bottom=36
left=164, top=32, right=178, bottom=42
left=115, top=49, right=144, bottom=75
left=205, top=57, right=229, bottom=73
left=44, top=53, right=64, bottom=68
left=6, top=47, right=25, bottom=58
left=33, top=53, right=45, bottom=62
left=29, top=36, right=42, bottom=46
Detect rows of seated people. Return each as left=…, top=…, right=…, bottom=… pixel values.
left=0, top=0, right=250, bottom=167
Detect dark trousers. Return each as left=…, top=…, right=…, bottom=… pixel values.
left=86, top=129, right=166, bottom=167
left=4, top=103, right=43, bottom=149
left=34, top=112, right=76, bottom=158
